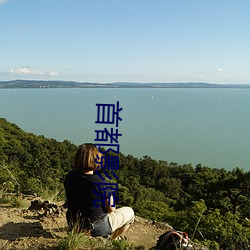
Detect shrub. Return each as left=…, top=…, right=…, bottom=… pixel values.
left=57, top=230, right=93, bottom=250
left=10, top=196, right=29, bottom=208
left=133, top=201, right=173, bottom=222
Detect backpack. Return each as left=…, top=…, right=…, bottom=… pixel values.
left=155, top=230, right=192, bottom=250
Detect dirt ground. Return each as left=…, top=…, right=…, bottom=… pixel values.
left=0, top=200, right=173, bottom=250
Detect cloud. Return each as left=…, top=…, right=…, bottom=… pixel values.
left=50, top=70, right=58, bottom=76
left=214, top=68, right=223, bottom=73
left=198, top=68, right=224, bottom=75
left=10, top=68, right=32, bottom=75
left=9, top=67, right=58, bottom=77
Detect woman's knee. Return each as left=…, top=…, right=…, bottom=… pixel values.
left=122, top=206, right=134, bottom=223
left=128, top=207, right=134, bottom=218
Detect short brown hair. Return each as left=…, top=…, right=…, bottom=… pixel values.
left=73, top=143, right=102, bottom=172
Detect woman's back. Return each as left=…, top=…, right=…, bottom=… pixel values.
left=64, top=170, right=108, bottom=220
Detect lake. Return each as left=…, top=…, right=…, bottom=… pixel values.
left=0, top=88, right=250, bottom=171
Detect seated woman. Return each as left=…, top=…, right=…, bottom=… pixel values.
left=64, top=143, right=134, bottom=239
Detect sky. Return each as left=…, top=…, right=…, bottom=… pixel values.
left=1, top=0, right=250, bottom=84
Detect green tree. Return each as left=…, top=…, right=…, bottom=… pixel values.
left=134, top=200, right=173, bottom=222
left=220, top=168, right=250, bottom=216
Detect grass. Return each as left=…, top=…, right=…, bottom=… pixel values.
left=10, top=196, right=30, bottom=208
left=57, top=229, right=94, bottom=250
left=56, top=229, right=145, bottom=250
left=0, top=195, right=11, bottom=204
left=0, top=194, right=29, bottom=208
left=39, top=188, right=65, bottom=203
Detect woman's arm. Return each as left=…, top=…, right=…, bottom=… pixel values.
left=105, top=195, right=116, bottom=213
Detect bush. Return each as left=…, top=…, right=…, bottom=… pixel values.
left=133, top=201, right=173, bottom=222
left=0, top=195, right=12, bottom=204
left=10, top=196, right=29, bottom=208
left=57, top=230, right=94, bottom=250
left=57, top=232, right=143, bottom=250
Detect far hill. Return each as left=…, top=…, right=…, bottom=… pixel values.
left=1, top=80, right=250, bottom=88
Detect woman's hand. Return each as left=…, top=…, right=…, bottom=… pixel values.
left=105, top=195, right=116, bottom=213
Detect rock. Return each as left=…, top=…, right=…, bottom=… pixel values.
left=28, top=199, right=44, bottom=210
left=28, top=199, right=63, bottom=217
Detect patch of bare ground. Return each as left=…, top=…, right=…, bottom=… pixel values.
left=124, top=216, right=173, bottom=249
left=0, top=200, right=175, bottom=250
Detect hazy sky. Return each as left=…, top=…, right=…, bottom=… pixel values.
left=1, top=0, right=250, bottom=83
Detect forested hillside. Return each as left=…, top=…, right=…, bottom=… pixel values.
left=0, top=118, right=77, bottom=196
left=0, top=117, right=249, bottom=249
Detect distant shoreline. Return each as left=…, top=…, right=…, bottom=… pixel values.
left=1, top=80, right=250, bottom=89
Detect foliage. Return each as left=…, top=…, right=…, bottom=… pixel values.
left=10, top=196, right=30, bottom=208
left=1, top=117, right=250, bottom=248
left=0, top=117, right=76, bottom=196
left=165, top=200, right=250, bottom=249
left=134, top=200, right=173, bottom=222
left=57, top=230, right=143, bottom=250
left=57, top=230, right=94, bottom=250
left=0, top=195, right=12, bottom=204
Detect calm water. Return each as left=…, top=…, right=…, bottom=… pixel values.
left=0, top=88, right=250, bottom=171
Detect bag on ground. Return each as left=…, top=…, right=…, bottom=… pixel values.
left=155, top=230, right=193, bottom=250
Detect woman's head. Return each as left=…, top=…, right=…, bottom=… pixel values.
left=73, top=143, right=102, bottom=172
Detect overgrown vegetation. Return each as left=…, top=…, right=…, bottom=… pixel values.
left=57, top=231, right=143, bottom=250
left=0, top=117, right=250, bottom=249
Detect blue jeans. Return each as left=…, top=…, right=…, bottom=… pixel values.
left=90, top=214, right=112, bottom=237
